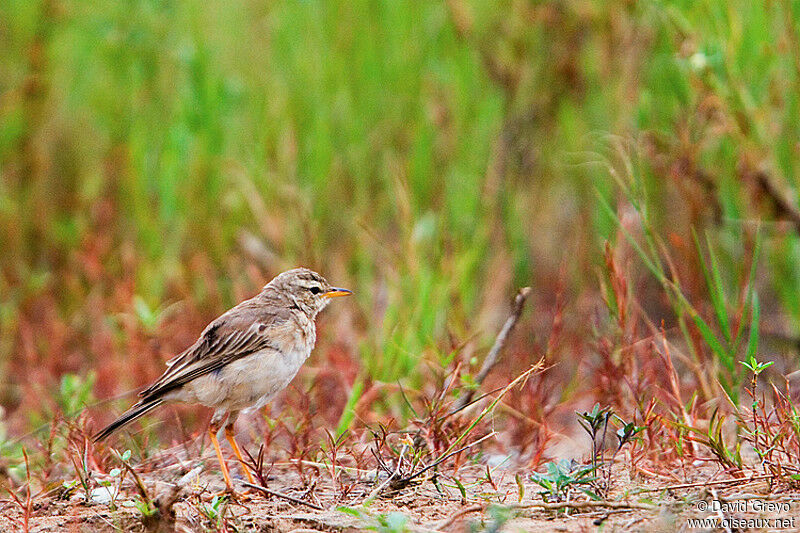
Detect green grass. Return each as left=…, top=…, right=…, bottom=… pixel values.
left=2, top=0, right=800, bottom=407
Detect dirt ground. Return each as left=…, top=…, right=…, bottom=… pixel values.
left=4, top=452, right=800, bottom=533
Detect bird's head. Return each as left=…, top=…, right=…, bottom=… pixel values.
left=265, top=267, right=351, bottom=316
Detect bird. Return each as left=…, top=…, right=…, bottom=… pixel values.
left=93, top=267, right=352, bottom=492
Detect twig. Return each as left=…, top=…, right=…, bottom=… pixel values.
left=452, top=287, right=532, bottom=412
left=442, top=363, right=542, bottom=462
left=443, top=386, right=507, bottom=420
left=431, top=504, right=485, bottom=530
left=363, top=444, right=408, bottom=504
left=764, top=460, right=800, bottom=473
left=400, top=432, right=497, bottom=484
left=634, top=473, right=778, bottom=493
left=511, top=500, right=657, bottom=512
left=241, top=482, right=324, bottom=511
left=281, top=459, right=371, bottom=476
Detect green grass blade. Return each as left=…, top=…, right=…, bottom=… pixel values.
left=336, top=375, right=364, bottom=436
left=731, top=227, right=763, bottom=355
left=705, top=232, right=731, bottom=343
left=745, top=292, right=760, bottom=363
left=690, top=312, right=732, bottom=372
left=691, top=229, right=729, bottom=344
left=595, top=189, right=666, bottom=284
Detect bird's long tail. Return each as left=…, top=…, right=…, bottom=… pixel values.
left=93, top=399, right=164, bottom=441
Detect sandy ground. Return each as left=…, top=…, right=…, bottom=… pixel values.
left=4, top=454, right=800, bottom=533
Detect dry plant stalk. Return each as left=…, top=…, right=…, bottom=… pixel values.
left=452, top=286, right=532, bottom=412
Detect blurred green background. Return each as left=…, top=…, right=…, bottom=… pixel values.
left=3, top=0, right=800, bottom=432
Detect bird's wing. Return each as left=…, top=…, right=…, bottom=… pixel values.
left=139, top=304, right=292, bottom=401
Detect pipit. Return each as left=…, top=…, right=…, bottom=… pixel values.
left=94, top=268, right=351, bottom=492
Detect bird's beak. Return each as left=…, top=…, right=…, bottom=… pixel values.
left=324, top=287, right=352, bottom=298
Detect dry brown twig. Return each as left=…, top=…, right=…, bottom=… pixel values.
left=511, top=500, right=658, bottom=512
left=635, top=473, right=780, bottom=494
left=452, top=287, right=532, bottom=413
left=431, top=504, right=485, bottom=530
left=241, top=482, right=324, bottom=511
left=390, top=431, right=498, bottom=493
left=431, top=497, right=658, bottom=529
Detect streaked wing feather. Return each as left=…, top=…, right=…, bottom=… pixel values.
left=139, top=306, right=290, bottom=400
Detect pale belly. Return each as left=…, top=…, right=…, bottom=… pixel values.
left=175, top=346, right=310, bottom=412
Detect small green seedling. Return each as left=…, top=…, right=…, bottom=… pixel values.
left=616, top=421, right=645, bottom=450
left=577, top=403, right=612, bottom=469
left=740, top=356, right=773, bottom=376
left=530, top=459, right=598, bottom=502
left=199, top=494, right=228, bottom=528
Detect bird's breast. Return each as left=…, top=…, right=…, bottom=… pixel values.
left=184, top=318, right=316, bottom=411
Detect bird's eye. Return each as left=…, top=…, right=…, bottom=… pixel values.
left=308, top=286, right=322, bottom=294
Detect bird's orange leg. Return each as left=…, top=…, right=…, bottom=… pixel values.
left=225, top=425, right=256, bottom=485
left=209, top=421, right=234, bottom=492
